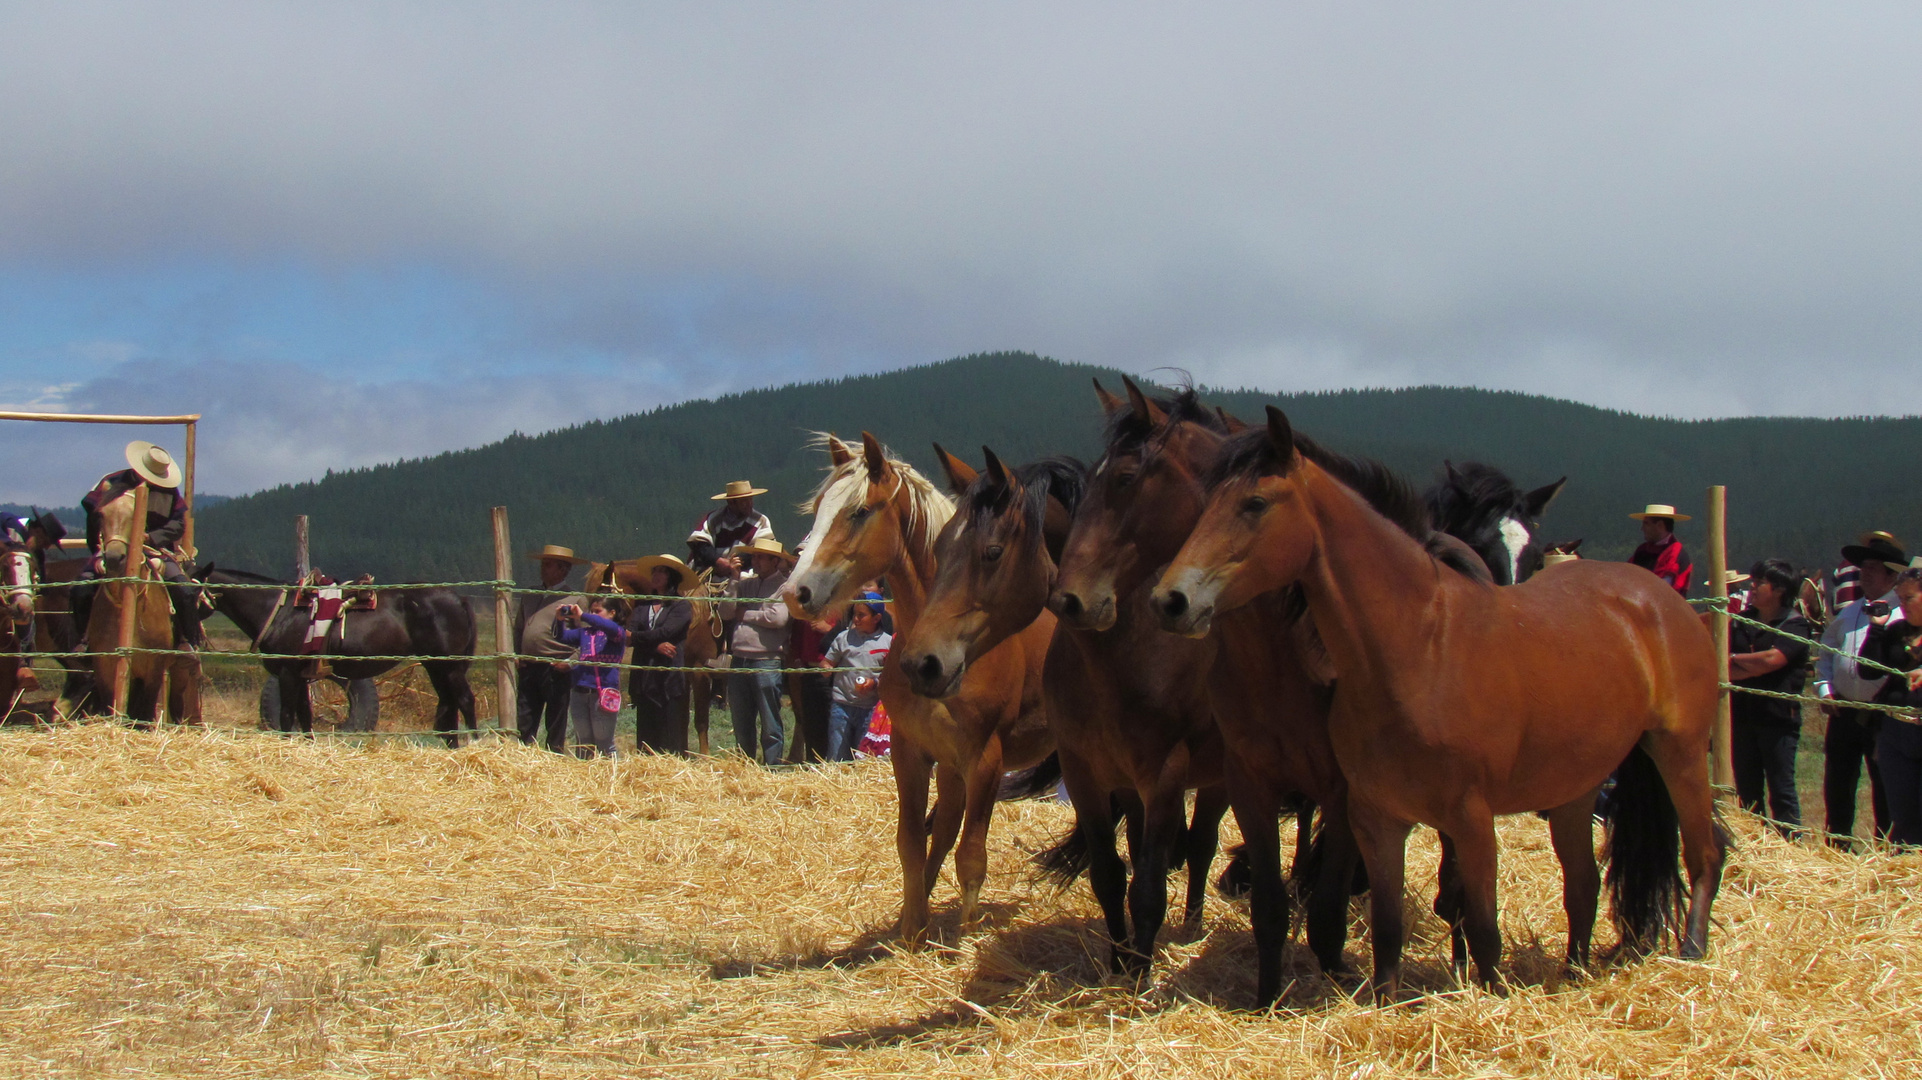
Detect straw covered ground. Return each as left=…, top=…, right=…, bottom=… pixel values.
left=2, top=726, right=1919, bottom=1078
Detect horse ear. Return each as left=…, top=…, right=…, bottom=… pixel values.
left=826, top=435, right=854, bottom=467
left=981, top=446, right=1012, bottom=491
left=860, top=431, right=889, bottom=482
left=1121, top=375, right=1167, bottom=427
left=1215, top=406, right=1250, bottom=434
left=933, top=443, right=978, bottom=494
left=1444, top=459, right=1461, bottom=485
left=1093, top=378, right=1125, bottom=416
left=1264, top=406, right=1296, bottom=462
left=1524, top=477, right=1567, bottom=519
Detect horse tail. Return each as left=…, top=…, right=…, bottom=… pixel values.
left=999, top=752, right=1063, bottom=801
left=1214, top=842, right=1252, bottom=897
left=1604, top=743, right=1685, bottom=956
left=1031, top=793, right=1119, bottom=888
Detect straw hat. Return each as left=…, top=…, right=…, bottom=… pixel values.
left=124, top=441, right=183, bottom=488
left=523, top=543, right=590, bottom=565
left=1883, top=556, right=1922, bottom=575
left=1628, top=503, right=1691, bottom=522
left=1842, top=532, right=1907, bottom=569
left=1712, top=570, right=1750, bottom=589
left=732, top=536, right=795, bottom=563
left=630, top=553, right=696, bottom=593
left=710, top=480, right=768, bottom=501
left=1540, top=552, right=1581, bottom=568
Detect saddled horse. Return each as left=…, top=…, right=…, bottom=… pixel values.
left=783, top=433, right=1055, bottom=942
left=1153, top=407, right=1727, bottom=1000
left=197, top=566, right=479, bottom=745
left=588, top=559, right=726, bottom=754
left=1424, top=461, right=1565, bottom=586
left=2, top=545, right=34, bottom=717
left=87, top=486, right=199, bottom=725
left=897, top=429, right=1233, bottom=979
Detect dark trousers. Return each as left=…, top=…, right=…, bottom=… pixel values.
left=1877, top=717, right=1922, bottom=848
left=790, top=673, right=832, bottom=764
left=1824, top=706, right=1889, bottom=843
left=516, top=661, right=570, bottom=753
left=634, top=694, right=689, bottom=756
left=1732, top=717, right=1801, bottom=835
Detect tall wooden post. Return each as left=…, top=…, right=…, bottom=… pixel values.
left=110, top=483, right=151, bottom=717
left=295, top=515, right=310, bottom=582
left=1706, top=485, right=1733, bottom=790
left=181, top=420, right=197, bottom=558
left=491, top=506, right=516, bottom=732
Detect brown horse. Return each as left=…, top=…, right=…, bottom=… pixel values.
left=2, top=545, right=34, bottom=716
left=88, top=488, right=199, bottom=726
left=1048, top=379, right=1365, bottom=1005
left=590, top=559, right=726, bottom=754
left=783, top=433, right=1054, bottom=941
left=895, top=440, right=1231, bottom=978
left=1153, top=407, right=1728, bottom=999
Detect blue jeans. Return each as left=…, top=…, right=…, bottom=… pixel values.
left=826, top=699, right=877, bottom=762
left=727, top=657, right=786, bottom=765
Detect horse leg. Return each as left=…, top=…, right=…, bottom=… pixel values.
left=1347, top=799, right=1414, bottom=1002
left=1434, top=833, right=1469, bottom=979
left=1643, top=732, right=1727, bottom=959
left=892, top=738, right=936, bottom=944
left=1059, top=751, right=1131, bottom=975
left=1124, top=765, right=1190, bottom=977
left=952, top=733, right=1006, bottom=931
left=1227, top=763, right=1292, bottom=1006
left=1547, top=788, right=1602, bottom=971
left=1304, top=797, right=1360, bottom=977
left=425, top=665, right=459, bottom=748
left=924, top=761, right=966, bottom=896
left=1183, top=783, right=1231, bottom=926
left=691, top=673, right=712, bottom=755
left=1449, top=807, right=1506, bottom=992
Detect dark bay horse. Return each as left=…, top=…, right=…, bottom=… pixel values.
left=1153, top=407, right=1727, bottom=1000
left=895, top=440, right=1232, bottom=978
left=198, top=567, right=479, bottom=744
left=783, top=433, right=1055, bottom=942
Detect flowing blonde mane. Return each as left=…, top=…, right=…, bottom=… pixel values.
left=796, top=434, right=954, bottom=575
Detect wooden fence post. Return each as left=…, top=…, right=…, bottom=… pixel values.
left=295, top=515, right=310, bottom=582
left=1706, top=485, right=1733, bottom=791
left=111, top=482, right=151, bottom=717
left=492, top=506, right=516, bottom=732
left=181, top=420, right=197, bottom=558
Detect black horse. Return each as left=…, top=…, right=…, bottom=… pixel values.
left=1424, top=461, right=1566, bottom=586
left=197, top=566, right=479, bottom=744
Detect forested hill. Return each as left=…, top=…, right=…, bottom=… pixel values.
left=195, top=351, right=1922, bottom=587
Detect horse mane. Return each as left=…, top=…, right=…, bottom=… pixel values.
left=960, top=457, right=1087, bottom=555
left=206, top=566, right=288, bottom=585
left=1101, top=387, right=1228, bottom=456
left=1207, top=426, right=1433, bottom=546
left=799, top=433, right=955, bottom=566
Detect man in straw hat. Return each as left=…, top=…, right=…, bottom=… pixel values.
left=1628, top=502, right=1694, bottom=598
left=626, top=553, right=696, bottom=756
left=513, top=544, right=590, bottom=754
left=687, top=480, right=774, bottom=576
left=719, top=536, right=795, bottom=765
left=1813, top=531, right=1906, bottom=846
left=73, top=440, right=201, bottom=648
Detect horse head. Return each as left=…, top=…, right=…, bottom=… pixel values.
left=783, top=431, right=954, bottom=621
left=899, top=447, right=1084, bottom=698
left=1423, top=461, right=1566, bottom=586
left=1051, top=376, right=1231, bottom=631
left=3, top=546, right=34, bottom=625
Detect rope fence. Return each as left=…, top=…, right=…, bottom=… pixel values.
left=1690, top=595, right=1922, bottom=724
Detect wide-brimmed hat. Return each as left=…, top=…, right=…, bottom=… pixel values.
left=28, top=508, right=66, bottom=543
left=1842, top=531, right=1907, bottom=569
left=710, top=480, right=769, bottom=501
left=1884, top=556, right=1922, bottom=575
left=1628, top=503, right=1691, bottom=522
left=732, top=536, right=795, bottom=563
left=124, top=440, right=183, bottom=488
left=1540, top=552, right=1581, bottom=569
left=630, top=553, right=695, bottom=593
left=523, top=543, right=590, bottom=565
left=1712, top=569, right=1750, bottom=589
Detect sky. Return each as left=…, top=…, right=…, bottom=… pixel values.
left=4, top=3, right=1921, bottom=504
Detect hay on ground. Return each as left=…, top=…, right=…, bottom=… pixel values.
left=0, top=725, right=1918, bottom=1078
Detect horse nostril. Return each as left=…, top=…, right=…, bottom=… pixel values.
left=915, top=654, right=943, bottom=685
left=1056, top=592, right=1084, bottom=619
left=1159, top=590, right=1189, bottom=619
left=795, top=585, right=813, bottom=607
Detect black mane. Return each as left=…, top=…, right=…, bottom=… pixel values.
left=1425, top=462, right=1526, bottom=539
left=1101, top=387, right=1227, bottom=457
left=202, top=565, right=288, bottom=585
left=963, top=455, right=1088, bottom=529
left=1207, top=427, right=1433, bottom=545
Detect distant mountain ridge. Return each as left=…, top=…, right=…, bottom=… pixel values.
left=194, top=352, right=1922, bottom=587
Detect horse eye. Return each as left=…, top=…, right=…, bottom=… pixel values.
left=983, top=544, right=1005, bottom=562
left=1241, top=495, right=1268, bottom=514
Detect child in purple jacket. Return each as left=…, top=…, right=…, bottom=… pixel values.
left=554, top=596, right=629, bottom=758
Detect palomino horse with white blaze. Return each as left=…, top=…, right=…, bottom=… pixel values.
left=1153, top=407, right=1727, bottom=1000
left=783, top=433, right=1054, bottom=941
left=2, top=545, right=35, bottom=715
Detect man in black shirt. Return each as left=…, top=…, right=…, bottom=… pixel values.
left=1729, top=558, right=1815, bottom=835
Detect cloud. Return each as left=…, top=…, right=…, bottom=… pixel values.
left=2, top=0, right=1920, bottom=472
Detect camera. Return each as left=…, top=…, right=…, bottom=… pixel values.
left=1867, top=600, right=1891, bottom=618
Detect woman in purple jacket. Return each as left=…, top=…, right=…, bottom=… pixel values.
left=554, top=596, right=629, bottom=758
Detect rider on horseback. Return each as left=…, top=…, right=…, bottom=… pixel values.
left=72, top=441, right=202, bottom=650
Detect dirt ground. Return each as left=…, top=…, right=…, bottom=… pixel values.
left=1, top=724, right=1918, bottom=1079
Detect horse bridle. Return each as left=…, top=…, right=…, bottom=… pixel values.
left=3, top=549, right=34, bottom=625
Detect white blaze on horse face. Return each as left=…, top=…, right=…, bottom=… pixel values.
left=4, top=550, right=33, bottom=621
left=1500, top=515, right=1531, bottom=585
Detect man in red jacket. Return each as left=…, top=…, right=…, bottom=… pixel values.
left=1629, top=503, right=1694, bottom=598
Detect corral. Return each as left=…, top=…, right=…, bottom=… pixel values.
left=2, top=725, right=1917, bottom=1079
